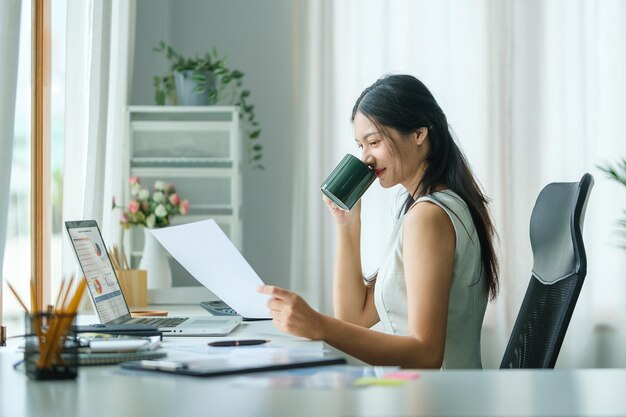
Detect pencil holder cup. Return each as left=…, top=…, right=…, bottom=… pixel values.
left=321, top=154, right=376, bottom=211
left=117, top=269, right=148, bottom=307
left=24, top=312, right=78, bottom=380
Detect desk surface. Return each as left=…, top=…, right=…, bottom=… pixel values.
left=2, top=309, right=626, bottom=417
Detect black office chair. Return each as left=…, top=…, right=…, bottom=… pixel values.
left=500, top=173, right=594, bottom=369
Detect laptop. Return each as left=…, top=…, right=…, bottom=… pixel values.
left=65, top=220, right=242, bottom=336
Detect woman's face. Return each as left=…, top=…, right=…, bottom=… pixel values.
left=353, top=111, right=428, bottom=191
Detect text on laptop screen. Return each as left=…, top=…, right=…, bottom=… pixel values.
left=66, top=225, right=130, bottom=322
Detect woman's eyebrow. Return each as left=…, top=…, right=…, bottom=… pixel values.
left=355, top=131, right=380, bottom=143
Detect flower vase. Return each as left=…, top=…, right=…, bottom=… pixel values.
left=139, top=228, right=172, bottom=290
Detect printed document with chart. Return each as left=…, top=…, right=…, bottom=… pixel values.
left=150, top=219, right=271, bottom=319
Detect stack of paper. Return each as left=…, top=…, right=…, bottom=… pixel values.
left=73, top=334, right=165, bottom=365
left=81, top=334, right=161, bottom=353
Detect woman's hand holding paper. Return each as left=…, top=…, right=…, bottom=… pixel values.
left=257, top=285, right=326, bottom=340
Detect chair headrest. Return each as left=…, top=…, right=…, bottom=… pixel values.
left=530, top=173, right=593, bottom=284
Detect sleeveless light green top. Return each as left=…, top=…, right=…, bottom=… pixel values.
left=373, top=190, right=487, bottom=369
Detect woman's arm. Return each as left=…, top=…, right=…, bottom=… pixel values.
left=333, top=202, right=455, bottom=367
left=259, top=201, right=455, bottom=368
left=324, top=197, right=379, bottom=328
left=258, top=287, right=444, bottom=368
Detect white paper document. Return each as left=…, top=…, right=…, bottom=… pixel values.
left=150, top=219, right=270, bottom=319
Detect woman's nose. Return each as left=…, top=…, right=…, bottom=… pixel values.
left=362, top=154, right=375, bottom=167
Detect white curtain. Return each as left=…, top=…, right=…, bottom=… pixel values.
left=290, top=0, right=335, bottom=313
left=291, top=0, right=626, bottom=368
left=0, top=0, right=22, bottom=323
left=62, top=0, right=136, bottom=278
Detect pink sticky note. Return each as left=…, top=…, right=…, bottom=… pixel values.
left=383, top=371, right=421, bottom=380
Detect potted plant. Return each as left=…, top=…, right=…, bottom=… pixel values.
left=113, top=176, right=190, bottom=289
left=114, top=176, right=189, bottom=229
left=598, top=158, right=626, bottom=249
left=153, top=41, right=263, bottom=169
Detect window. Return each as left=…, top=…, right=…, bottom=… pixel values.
left=2, top=0, right=66, bottom=337
left=2, top=0, right=33, bottom=336
left=50, top=0, right=67, bottom=310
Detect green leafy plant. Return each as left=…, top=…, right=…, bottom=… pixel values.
left=598, top=158, right=626, bottom=249
left=153, top=41, right=263, bottom=169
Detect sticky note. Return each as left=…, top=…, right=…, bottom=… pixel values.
left=353, top=377, right=407, bottom=387
left=383, top=371, right=420, bottom=380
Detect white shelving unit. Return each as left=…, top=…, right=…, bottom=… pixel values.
left=125, top=106, right=242, bottom=304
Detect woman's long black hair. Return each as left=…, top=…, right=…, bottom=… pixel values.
left=352, top=74, right=499, bottom=300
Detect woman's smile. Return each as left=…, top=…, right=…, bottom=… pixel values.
left=375, top=168, right=386, bottom=177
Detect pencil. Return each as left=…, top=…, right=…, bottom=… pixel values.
left=39, top=278, right=87, bottom=368
left=60, top=276, right=75, bottom=311
left=53, top=278, right=66, bottom=311
left=114, top=244, right=130, bottom=271
left=67, top=278, right=87, bottom=313
left=122, top=249, right=130, bottom=270
left=108, top=249, right=121, bottom=270
left=6, top=281, right=29, bottom=313
left=113, top=246, right=120, bottom=269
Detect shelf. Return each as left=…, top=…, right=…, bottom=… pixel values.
left=131, top=121, right=234, bottom=131
left=131, top=157, right=233, bottom=169
left=129, top=167, right=234, bottom=177
left=126, top=106, right=243, bottom=300
left=188, top=204, right=234, bottom=215
left=129, top=106, right=239, bottom=123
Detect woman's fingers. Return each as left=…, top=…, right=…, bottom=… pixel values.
left=257, top=284, right=291, bottom=300
left=267, top=298, right=284, bottom=312
left=269, top=307, right=281, bottom=319
left=261, top=286, right=294, bottom=320
left=258, top=285, right=320, bottom=338
left=322, top=195, right=344, bottom=215
left=321, top=194, right=337, bottom=208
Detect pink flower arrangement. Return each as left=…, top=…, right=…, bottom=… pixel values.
left=113, top=177, right=189, bottom=229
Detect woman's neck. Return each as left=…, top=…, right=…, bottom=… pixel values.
left=402, top=163, right=427, bottom=199
left=403, top=173, right=447, bottom=200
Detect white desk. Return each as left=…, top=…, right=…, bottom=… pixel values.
left=2, top=310, right=626, bottom=417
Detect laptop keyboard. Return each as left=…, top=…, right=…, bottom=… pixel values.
left=129, top=317, right=189, bottom=328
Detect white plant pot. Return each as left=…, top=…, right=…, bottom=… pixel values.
left=139, top=227, right=172, bottom=290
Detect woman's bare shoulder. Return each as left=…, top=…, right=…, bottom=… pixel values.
left=404, top=200, right=451, bottom=231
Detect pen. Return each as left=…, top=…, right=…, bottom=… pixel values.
left=208, top=339, right=269, bottom=347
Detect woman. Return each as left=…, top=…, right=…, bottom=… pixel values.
left=258, top=74, right=499, bottom=369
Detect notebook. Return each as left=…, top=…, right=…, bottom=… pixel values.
left=72, top=350, right=167, bottom=366
left=65, top=220, right=242, bottom=336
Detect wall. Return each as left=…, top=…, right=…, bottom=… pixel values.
left=132, top=0, right=296, bottom=288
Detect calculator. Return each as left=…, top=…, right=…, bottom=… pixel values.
left=199, top=300, right=238, bottom=316
left=199, top=300, right=272, bottom=321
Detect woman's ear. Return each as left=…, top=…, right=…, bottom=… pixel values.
left=414, top=127, right=428, bottom=145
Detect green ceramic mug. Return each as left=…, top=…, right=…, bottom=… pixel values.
left=320, top=154, right=376, bottom=211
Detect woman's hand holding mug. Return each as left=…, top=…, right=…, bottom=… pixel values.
left=320, top=154, right=375, bottom=226
left=322, top=194, right=361, bottom=225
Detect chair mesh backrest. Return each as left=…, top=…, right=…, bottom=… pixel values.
left=500, top=174, right=593, bottom=369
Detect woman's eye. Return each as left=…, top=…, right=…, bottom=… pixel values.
left=356, top=143, right=363, bottom=149
left=369, top=141, right=379, bottom=147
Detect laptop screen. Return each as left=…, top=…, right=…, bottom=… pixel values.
left=65, top=220, right=131, bottom=324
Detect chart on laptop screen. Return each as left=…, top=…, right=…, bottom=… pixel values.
left=67, top=226, right=129, bottom=322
